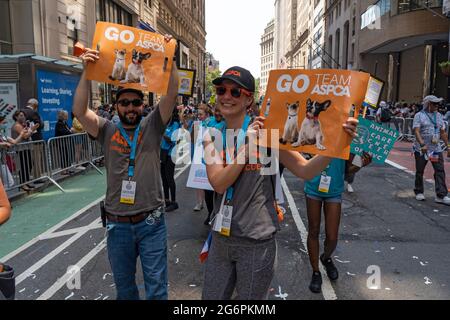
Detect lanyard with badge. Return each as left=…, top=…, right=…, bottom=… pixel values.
left=117, top=122, right=142, bottom=205
left=212, top=115, right=251, bottom=237
left=318, top=166, right=332, bottom=194
left=423, top=111, right=440, bottom=145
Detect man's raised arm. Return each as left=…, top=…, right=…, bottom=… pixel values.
left=159, top=37, right=180, bottom=125
left=73, top=49, right=101, bottom=138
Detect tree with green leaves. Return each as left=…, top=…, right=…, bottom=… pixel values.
left=206, top=68, right=222, bottom=105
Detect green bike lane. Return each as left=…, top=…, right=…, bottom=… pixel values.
left=0, top=169, right=106, bottom=258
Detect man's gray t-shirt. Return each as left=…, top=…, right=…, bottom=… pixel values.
left=413, top=111, right=445, bottom=153
left=212, top=165, right=279, bottom=241
left=97, top=108, right=165, bottom=216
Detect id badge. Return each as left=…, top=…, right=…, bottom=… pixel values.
left=431, top=134, right=439, bottom=145
left=318, top=175, right=331, bottom=193
left=120, top=180, right=136, bottom=205
left=220, top=205, right=233, bottom=237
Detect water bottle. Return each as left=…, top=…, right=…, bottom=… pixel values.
left=264, top=98, right=271, bottom=117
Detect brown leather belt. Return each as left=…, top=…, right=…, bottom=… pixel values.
left=106, top=211, right=151, bottom=224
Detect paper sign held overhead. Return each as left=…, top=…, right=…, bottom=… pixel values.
left=86, top=22, right=177, bottom=95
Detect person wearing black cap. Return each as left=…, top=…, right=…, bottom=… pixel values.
left=201, top=66, right=359, bottom=300
left=72, top=36, right=179, bottom=300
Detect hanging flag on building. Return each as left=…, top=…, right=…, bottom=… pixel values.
left=137, top=20, right=156, bottom=33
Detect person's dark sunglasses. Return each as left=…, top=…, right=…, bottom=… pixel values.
left=215, top=86, right=252, bottom=98
left=117, top=99, right=143, bottom=107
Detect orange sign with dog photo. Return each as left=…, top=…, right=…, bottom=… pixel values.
left=86, top=22, right=177, bottom=94
left=259, top=69, right=370, bottom=159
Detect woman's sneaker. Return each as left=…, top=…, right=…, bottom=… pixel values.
left=320, top=254, right=339, bottom=281
left=309, top=271, right=322, bottom=293
left=193, top=203, right=204, bottom=211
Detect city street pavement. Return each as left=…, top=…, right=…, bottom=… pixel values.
left=1, top=144, right=450, bottom=300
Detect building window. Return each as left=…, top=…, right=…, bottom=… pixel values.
left=398, top=0, right=442, bottom=13
left=67, top=28, right=79, bottom=56
left=0, top=0, right=12, bottom=54
left=352, top=16, right=355, bottom=36
left=314, top=8, right=323, bottom=27
left=360, top=0, right=391, bottom=30
left=144, top=0, right=152, bottom=8
left=398, top=0, right=443, bottom=13
left=96, top=0, right=132, bottom=25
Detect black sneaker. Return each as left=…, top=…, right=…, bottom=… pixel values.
left=165, top=202, right=179, bottom=212
left=309, top=271, right=322, bottom=293
left=320, top=254, right=339, bottom=281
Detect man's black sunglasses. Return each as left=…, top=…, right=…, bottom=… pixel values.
left=117, top=99, right=143, bottom=107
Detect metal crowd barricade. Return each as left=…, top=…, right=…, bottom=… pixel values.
left=402, top=117, right=415, bottom=142
left=383, top=117, right=415, bottom=142
left=1, top=133, right=105, bottom=194
left=389, top=117, right=405, bottom=141
left=47, top=133, right=103, bottom=183
left=89, top=136, right=104, bottom=163
left=0, top=140, right=63, bottom=192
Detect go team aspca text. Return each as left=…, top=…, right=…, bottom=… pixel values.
left=276, top=73, right=352, bottom=97
left=172, top=304, right=276, bottom=318
left=104, top=26, right=165, bottom=52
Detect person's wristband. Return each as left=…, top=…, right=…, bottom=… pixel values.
left=420, top=143, right=425, bottom=147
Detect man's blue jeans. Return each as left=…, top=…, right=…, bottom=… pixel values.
left=106, top=215, right=167, bottom=300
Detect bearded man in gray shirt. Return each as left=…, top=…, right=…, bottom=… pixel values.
left=72, top=38, right=179, bottom=300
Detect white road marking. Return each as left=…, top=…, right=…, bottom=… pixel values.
left=37, top=238, right=107, bottom=300
left=15, top=218, right=101, bottom=285
left=1, top=196, right=105, bottom=262
left=274, top=286, right=288, bottom=300
left=386, top=159, right=437, bottom=186
left=174, top=163, right=190, bottom=180
left=385, top=159, right=408, bottom=171
left=38, top=223, right=103, bottom=240
left=31, top=163, right=191, bottom=300
left=281, top=177, right=338, bottom=300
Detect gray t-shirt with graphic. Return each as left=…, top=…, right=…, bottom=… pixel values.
left=97, top=108, right=165, bottom=216
left=212, top=165, right=279, bottom=241
left=413, top=111, right=445, bottom=153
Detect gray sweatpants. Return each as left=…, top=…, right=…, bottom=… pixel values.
left=202, top=232, right=277, bottom=300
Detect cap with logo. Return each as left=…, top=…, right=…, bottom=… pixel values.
left=115, top=88, right=144, bottom=102
left=212, top=66, right=255, bottom=92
